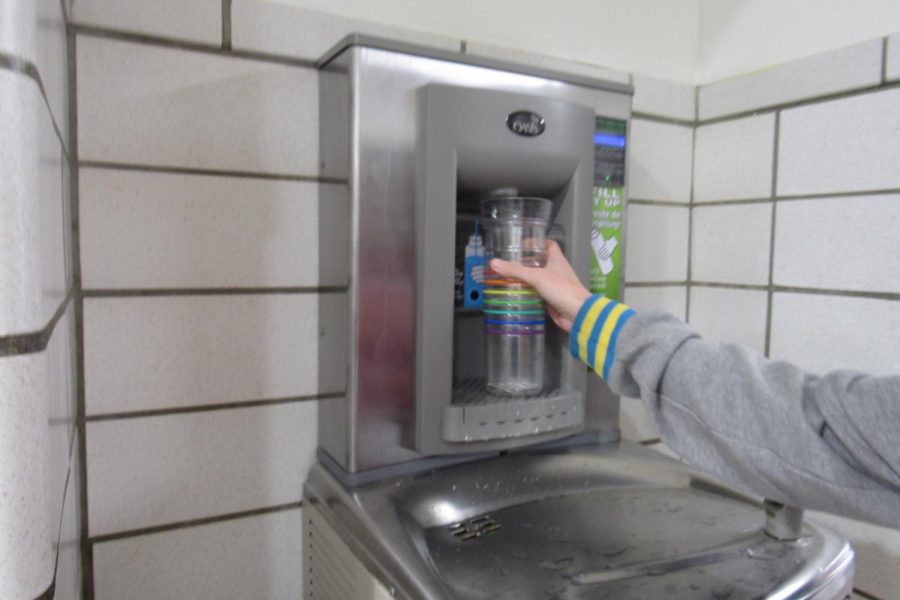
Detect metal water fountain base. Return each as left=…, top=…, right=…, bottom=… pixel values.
left=303, top=440, right=853, bottom=599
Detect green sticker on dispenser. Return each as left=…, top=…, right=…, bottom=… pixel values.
left=590, top=117, right=626, bottom=299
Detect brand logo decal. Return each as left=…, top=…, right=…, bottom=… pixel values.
left=506, top=111, right=545, bottom=137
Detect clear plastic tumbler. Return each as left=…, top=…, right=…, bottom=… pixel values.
left=480, top=197, right=552, bottom=396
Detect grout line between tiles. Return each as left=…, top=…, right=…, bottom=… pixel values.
left=61, top=148, right=73, bottom=297
left=637, top=438, right=662, bottom=446
left=685, top=119, right=697, bottom=322
left=882, top=37, right=888, bottom=85
left=696, top=78, right=900, bottom=126
left=771, top=286, right=900, bottom=301
left=66, top=28, right=94, bottom=600
left=692, top=282, right=770, bottom=292
left=694, top=187, right=900, bottom=206
left=49, top=463, right=73, bottom=592
left=0, top=51, right=71, bottom=159
left=222, top=0, right=232, bottom=50
left=624, top=281, right=688, bottom=288
left=781, top=186, right=900, bottom=200
left=88, top=501, right=304, bottom=545
left=764, top=111, right=781, bottom=358
left=693, top=197, right=774, bottom=207
left=78, top=160, right=347, bottom=185
left=628, top=199, right=691, bottom=208
left=76, top=300, right=92, bottom=600
left=73, top=24, right=317, bottom=69
left=81, top=285, right=349, bottom=298
left=0, top=291, right=74, bottom=357
left=85, top=391, right=344, bottom=423
left=631, top=111, right=694, bottom=127
left=460, top=40, right=467, bottom=54
left=691, top=282, right=900, bottom=302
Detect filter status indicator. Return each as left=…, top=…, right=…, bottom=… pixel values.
left=591, top=117, right=626, bottom=300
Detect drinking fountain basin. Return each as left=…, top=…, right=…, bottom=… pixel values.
left=303, top=441, right=853, bottom=599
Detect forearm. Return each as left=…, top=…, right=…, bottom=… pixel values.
left=570, top=295, right=900, bottom=526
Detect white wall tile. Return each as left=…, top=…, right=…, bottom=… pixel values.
left=36, top=0, right=69, bottom=142
left=623, top=285, right=687, bottom=320
left=232, top=0, right=460, bottom=60
left=45, top=306, right=76, bottom=543
left=887, top=33, right=900, bottom=82
left=0, top=301, right=74, bottom=597
left=699, top=40, right=882, bottom=120
left=37, top=81, right=67, bottom=332
left=688, top=287, right=768, bottom=354
left=771, top=293, right=900, bottom=376
left=774, top=195, right=900, bottom=294
left=77, top=36, right=318, bottom=175
left=93, top=508, right=303, bottom=600
left=619, top=396, right=657, bottom=442
left=54, top=436, right=82, bottom=600
left=84, top=294, right=346, bottom=415
left=808, top=511, right=900, bottom=600
left=87, top=402, right=316, bottom=535
left=692, top=203, right=772, bottom=285
left=778, top=87, right=900, bottom=196
left=694, top=114, right=775, bottom=202
left=628, top=119, right=693, bottom=203
left=624, top=205, right=689, bottom=282
left=632, top=75, right=694, bottom=121
left=0, top=72, right=40, bottom=334
left=74, top=0, right=221, bottom=45
left=62, top=157, right=74, bottom=291
left=464, top=41, right=631, bottom=86
left=0, top=312, right=70, bottom=589
left=0, top=72, right=67, bottom=336
left=0, top=354, right=54, bottom=598
left=0, top=0, right=70, bottom=141
left=0, top=0, right=35, bottom=58
left=80, top=168, right=350, bottom=289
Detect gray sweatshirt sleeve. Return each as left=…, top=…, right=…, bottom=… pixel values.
left=569, top=295, right=900, bottom=527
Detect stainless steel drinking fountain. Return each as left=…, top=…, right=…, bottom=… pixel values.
left=304, top=34, right=854, bottom=599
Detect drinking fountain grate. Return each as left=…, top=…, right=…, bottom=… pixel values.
left=443, top=379, right=583, bottom=442
left=452, top=378, right=557, bottom=405
left=448, top=515, right=501, bottom=542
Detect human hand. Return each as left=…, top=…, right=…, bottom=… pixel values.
left=489, top=240, right=590, bottom=333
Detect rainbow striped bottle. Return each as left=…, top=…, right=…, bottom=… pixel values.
left=480, top=197, right=551, bottom=396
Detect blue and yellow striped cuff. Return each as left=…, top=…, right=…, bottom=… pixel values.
left=569, top=294, right=636, bottom=380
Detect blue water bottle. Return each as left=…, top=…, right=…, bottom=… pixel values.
left=463, top=222, right=485, bottom=309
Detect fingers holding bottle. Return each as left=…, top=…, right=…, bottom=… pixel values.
left=489, top=240, right=590, bottom=331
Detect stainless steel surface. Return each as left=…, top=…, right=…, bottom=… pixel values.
left=765, top=499, right=806, bottom=541
left=304, top=441, right=854, bottom=600
left=441, top=381, right=583, bottom=442
left=317, top=34, right=635, bottom=96
left=319, top=43, right=631, bottom=473
left=413, top=84, right=594, bottom=455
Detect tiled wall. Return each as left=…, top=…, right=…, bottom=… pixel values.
left=69, top=1, right=461, bottom=598
left=624, top=33, right=900, bottom=600
left=620, top=75, right=694, bottom=443
left=0, top=0, right=81, bottom=598
left=69, top=2, right=651, bottom=596
left=690, top=35, right=900, bottom=600
left=66, top=0, right=898, bottom=597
